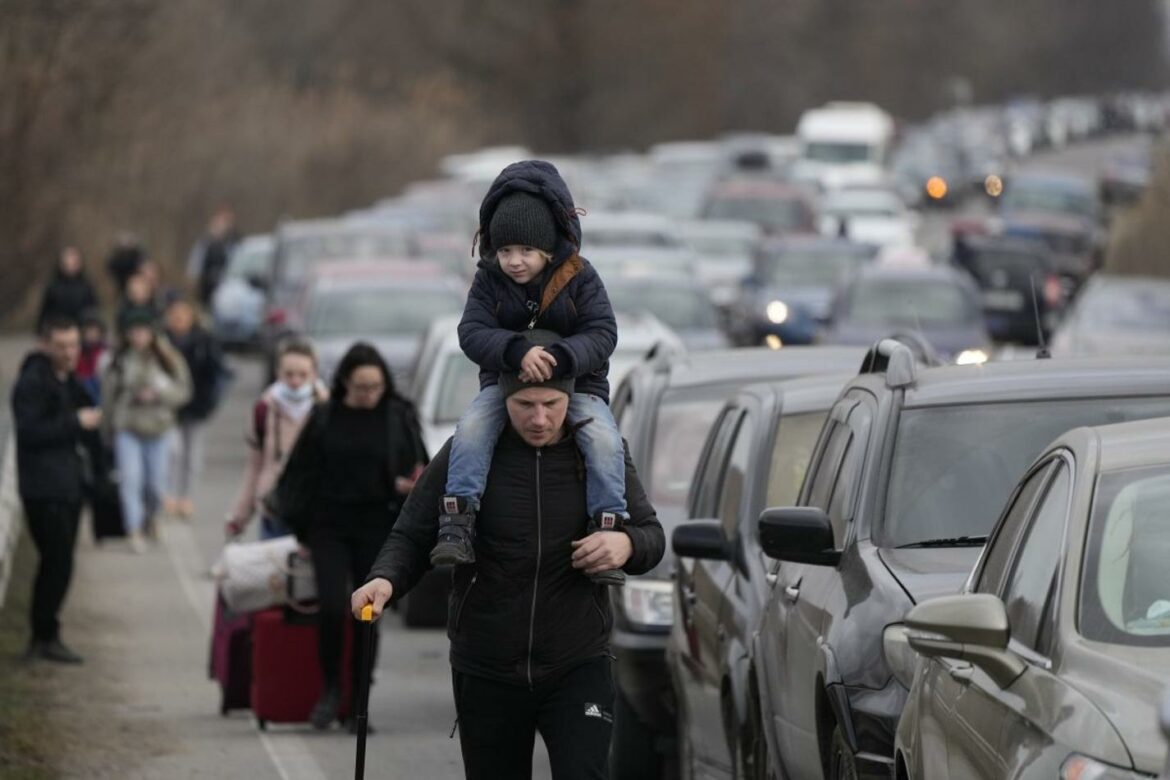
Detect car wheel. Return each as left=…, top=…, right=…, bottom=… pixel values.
left=611, top=688, right=662, bottom=780
left=828, top=725, right=859, bottom=780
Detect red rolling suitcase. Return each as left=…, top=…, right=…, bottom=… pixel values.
left=209, top=594, right=252, bottom=715
left=250, top=607, right=354, bottom=729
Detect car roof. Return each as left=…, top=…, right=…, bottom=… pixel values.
left=851, top=263, right=973, bottom=284
left=632, top=345, right=866, bottom=393
left=759, top=236, right=874, bottom=255
left=278, top=218, right=412, bottom=239
left=738, top=372, right=855, bottom=415
left=309, top=259, right=448, bottom=281
left=891, top=357, right=1170, bottom=408
left=1089, top=417, right=1170, bottom=473
left=709, top=178, right=809, bottom=199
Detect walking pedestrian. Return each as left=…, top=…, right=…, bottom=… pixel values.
left=105, top=232, right=146, bottom=297
left=274, top=342, right=427, bottom=731
left=101, top=310, right=191, bottom=552
left=116, top=270, right=162, bottom=334
left=11, top=316, right=103, bottom=663
left=351, top=338, right=665, bottom=780
left=163, top=296, right=230, bottom=519
left=187, top=208, right=239, bottom=307
left=76, top=311, right=109, bottom=405
left=224, top=339, right=327, bottom=541
left=431, top=161, right=628, bottom=589
left=36, top=246, right=99, bottom=335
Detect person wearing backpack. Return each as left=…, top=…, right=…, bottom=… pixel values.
left=162, top=296, right=231, bottom=519
left=273, top=342, right=427, bottom=730
left=224, top=338, right=328, bottom=540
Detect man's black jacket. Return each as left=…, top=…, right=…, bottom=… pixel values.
left=367, top=426, right=665, bottom=688
left=11, top=352, right=95, bottom=504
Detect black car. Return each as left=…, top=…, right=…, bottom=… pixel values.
left=668, top=373, right=850, bottom=779
left=727, top=238, right=875, bottom=347
left=951, top=235, right=1066, bottom=344
left=747, top=342, right=1170, bottom=779
left=608, top=346, right=864, bottom=779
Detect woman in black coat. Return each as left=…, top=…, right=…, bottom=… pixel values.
left=37, top=247, right=98, bottom=333
left=275, top=342, right=427, bottom=730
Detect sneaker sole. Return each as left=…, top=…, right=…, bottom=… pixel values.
left=430, top=544, right=475, bottom=566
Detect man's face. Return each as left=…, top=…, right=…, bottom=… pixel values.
left=506, top=386, right=570, bottom=448
left=44, top=327, right=81, bottom=375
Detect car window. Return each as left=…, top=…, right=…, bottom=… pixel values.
left=690, top=408, right=739, bottom=519
left=976, top=463, right=1054, bottom=595
left=647, top=387, right=732, bottom=527
left=765, top=412, right=829, bottom=509
left=827, top=401, right=873, bottom=539
left=881, top=397, right=1170, bottom=548
left=434, top=354, right=481, bottom=424
left=1080, top=465, right=1170, bottom=647
left=1000, top=464, right=1071, bottom=654
left=718, top=414, right=753, bottom=538
left=806, top=421, right=850, bottom=513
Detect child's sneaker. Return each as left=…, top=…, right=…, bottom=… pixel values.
left=431, top=496, right=477, bottom=566
left=585, top=512, right=627, bottom=586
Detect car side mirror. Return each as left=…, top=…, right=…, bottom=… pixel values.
left=905, top=594, right=1026, bottom=689
left=672, top=521, right=730, bottom=561
left=758, top=507, right=840, bottom=566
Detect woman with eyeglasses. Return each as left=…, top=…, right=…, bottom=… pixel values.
left=275, top=341, right=427, bottom=730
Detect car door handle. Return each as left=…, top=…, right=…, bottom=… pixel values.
left=784, top=585, right=801, bottom=603
left=948, top=664, right=974, bottom=684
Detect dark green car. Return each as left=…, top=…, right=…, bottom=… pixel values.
left=892, top=417, right=1170, bottom=778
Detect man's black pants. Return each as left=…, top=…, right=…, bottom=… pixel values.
left=23, top=500, right=82, bottom=642
left=453, top=657, right=615, bottom=780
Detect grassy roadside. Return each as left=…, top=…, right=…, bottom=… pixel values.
left=0, top=531, right=59, bottom=779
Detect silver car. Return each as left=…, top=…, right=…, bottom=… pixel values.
left=891, top=417, right=1170, bottom=778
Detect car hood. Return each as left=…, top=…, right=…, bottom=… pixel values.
left=755, top=286, right=833, bottom=319
left=1062, top=640, right=1170, bottom=773
left=877, top=547, right=982, bottom=604
left=824, top=322, right=990, bottom=360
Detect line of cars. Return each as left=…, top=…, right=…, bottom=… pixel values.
left=632, top=339, right=1170, bottom=779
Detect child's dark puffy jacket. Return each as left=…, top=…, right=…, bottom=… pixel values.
left=457, top=160, right=619, bottom=403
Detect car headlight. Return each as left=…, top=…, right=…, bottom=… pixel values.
left=620, top=580, right=674, bottom=628
left=955, top=348, right=989, bottom=366
left=1060, top=754, right=1150, bottom=779
left=765, top=300, right=789, bottom=324
left=882, top=624, right=918, bottom=689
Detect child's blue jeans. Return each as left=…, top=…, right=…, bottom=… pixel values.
left=446, top=385, right=628, bottom=517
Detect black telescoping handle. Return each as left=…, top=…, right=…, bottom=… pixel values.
left=354, top=605, right=376, bottom=780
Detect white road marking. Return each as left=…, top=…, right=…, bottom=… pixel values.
left=161, top=521, right=329, bottom=780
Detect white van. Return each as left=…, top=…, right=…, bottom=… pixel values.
left=792, top=101, right=895, bottom=191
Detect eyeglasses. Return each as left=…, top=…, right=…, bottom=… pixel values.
left=348, top=382, right=385, bottom=395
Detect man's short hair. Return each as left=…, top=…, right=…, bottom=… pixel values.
left=40, top=315, right=79, bottom=339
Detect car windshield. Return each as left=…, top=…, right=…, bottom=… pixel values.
left=648, top=386, right=736, bottom=525
left=226, top=243, right=273, bottom=280
left=1080, top=465, right=1170, bottom=647
left=805, top=142, right=875, bottom=163
left=705, top=196, right=810, bottom=232
left=1080, top=283, right=1170, bottom=331
left=846, top=278, right=976, bottom=325
left=282, top=232, right=413, bottom=283
left=434, top=353, right=481, bottom=423
left=1001, top=184, right=1097, bottom=220
left=607, top=285, right=717, bottom=330
left=307, top=286, right=461, bottom=336
left=758, top=249, right=867, bottom=288
left=880, top=397, right=1170, bottom=548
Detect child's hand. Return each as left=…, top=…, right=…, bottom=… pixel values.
left=520, top=347, right=557, bottom=382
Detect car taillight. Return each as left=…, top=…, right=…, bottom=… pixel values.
left=1043, top=275, right=1065, bottom=308
left=265, top=308, right=287, bottom=326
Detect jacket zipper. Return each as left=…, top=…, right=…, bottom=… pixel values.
left=454, top=573, right=478, bottom=632
left=527, top=449, right=543, bottom=689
